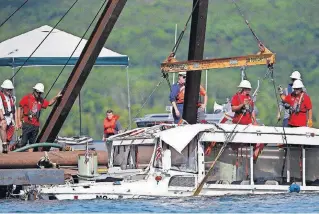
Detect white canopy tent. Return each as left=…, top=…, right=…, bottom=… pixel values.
left=0, top=25, right=129, bottom=66
left=0, top=25, right=132, bottom=131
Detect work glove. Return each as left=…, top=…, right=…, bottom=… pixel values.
left=307, top=119, right=313, bottom=128
left=277, top=85, right=283, bottom=94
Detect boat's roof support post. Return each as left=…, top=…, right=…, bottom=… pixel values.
left=197, top=140, right=205, bottom=186
left=287, top=147, right=291, bottom=183
left=250, top=144, right=254, bottom=185
left=302, top=146, right=306, bottom=186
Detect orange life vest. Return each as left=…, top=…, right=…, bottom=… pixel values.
left=176, top=85, right=185, bottom=104
left=103, top=115, right=119, bottom=134
left=176, top=85, right=205, bottom=106
left=0, top=91, right=15, bottom=116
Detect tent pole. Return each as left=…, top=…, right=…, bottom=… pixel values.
left=12, top=58, right=16, bottom=144
left=79, top=91, right=82, bottom=136
left=126, top=66, right=132, bottom=129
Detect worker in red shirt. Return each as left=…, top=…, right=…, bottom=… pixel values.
left=231, top=80, right=264, bottom=162
left=231, top=80, right=257, bottom=125
left=16, top=83, right=62, bottom=149
left=279, top=80, right=312, bottom=127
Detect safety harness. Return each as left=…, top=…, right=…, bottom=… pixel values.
left=0, top=91, right=15, bottom=117
left=23, top=93, right=43, bottom=122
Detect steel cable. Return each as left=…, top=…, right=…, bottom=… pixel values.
left=44, top=0, right=107, bottom=98
left=0, top=0, right=29, bottom=29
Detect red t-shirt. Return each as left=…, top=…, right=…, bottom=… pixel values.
left=19, top=94, right=49, bottom=126
left=284, top=92, right=312, bottom=127
left=231, top=93, right=254, bottom=125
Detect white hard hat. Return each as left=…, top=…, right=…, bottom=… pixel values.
left=292, top=79, right=304, bottom=89
left=1, top=79, right=14, bottom=89
left=290, top=70, right=301, bottom=80
left=238, top=80, right=252, bottom=89
left=33, top=83, right=45, bottom=93
left=178, top=72, right=186, bottom=76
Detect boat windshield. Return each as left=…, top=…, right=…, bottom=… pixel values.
left=153, top=141, right=198, bottom=173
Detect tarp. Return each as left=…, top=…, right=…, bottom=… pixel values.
left=0, top=25, right=129, bottom=67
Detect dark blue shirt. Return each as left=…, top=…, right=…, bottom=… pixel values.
left=169, top=83, right=182, bottom=103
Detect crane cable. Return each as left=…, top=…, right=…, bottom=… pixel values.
left=44, top=0, right=107, bottom=99
left=231, top=0, right=263, bottom=47
left=170, top=0, right=200, bottom=57
left=162, top=0, right=200, bottom=90
left=10, top=0, right=79, bottom=80
left=0, top=0, right=29, bottom=29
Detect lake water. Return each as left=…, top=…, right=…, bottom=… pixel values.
left=1, top=194, right=318, bottom=213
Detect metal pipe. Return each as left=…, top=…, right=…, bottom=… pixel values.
left=0, top=151, right=107, bottom=169
left=205, top=59, right=208, bottom=113
left=250, top=145, right=254, bottom=185
left=302, top=146, right=306, bottom=186
left=126, top=66, right=132, bottom=129
left=287, top=147, right=290, bottom=183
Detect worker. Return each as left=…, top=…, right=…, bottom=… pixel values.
left=16, top=83, right=62, bottom=149
left=279, top=79, right=312, bottom=127
left=277, top=71, right=307, bottom=127
left=102, top=109, right=122, bottom=165
left=231, top=80, right=257, bottom=125
left=231, top=80, right=264, bottom=161
left=169, top=72, right=208, bottom=124
left=102, top=109, right=122, bottom=140
left=0, top=80, right=17, bottom=153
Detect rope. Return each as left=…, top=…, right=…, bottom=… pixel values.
left=193, top=113, right=245, bottom=196
left=267, top=64, right=289, bottom=183
left=231, top=0, right=262, bottom=45
left=0, top=0, right=29, bottom=29
left=44, top=0, right=106, bottom=99
left=170, top=0, right=200, bottom=57
left=10, top=0, right=79, bottom=80
left=162, top=73, right=172, bottom=92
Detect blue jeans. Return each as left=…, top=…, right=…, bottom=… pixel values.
left=173, top=104, right=184, bottom=124
left=283, top=118, right=289, bottom=127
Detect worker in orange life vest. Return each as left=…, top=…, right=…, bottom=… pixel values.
left=102, top=109, right=122, bottom=141
left=231, top=80, right=257, bottom=125
left=102, top=109, right=122, bottom=165
left=0, top=80, right=17, bottom=153
left=169, top=72, right=208, bottom=124
left=279, top=80, right=312, bottom=127
left=16, top=83, right=62, bottom=149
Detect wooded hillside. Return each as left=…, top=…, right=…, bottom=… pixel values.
left=0, top=0, right=318, bottom=138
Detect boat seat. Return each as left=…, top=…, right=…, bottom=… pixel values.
left=96, top=177, right=123, bottom=183
left=206, top=180, right=230, bottom=184
left=230, top=180, right=250, bottom=185
left=310, top=179, right=319, bottom=186
left=240, top=180, right=250, bottom=185
left=231, top=180, right=242, bottom=185
left=265, top=180, right=279, bottom=185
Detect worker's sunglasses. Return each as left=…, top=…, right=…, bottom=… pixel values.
left=35, top=90, right=43, bottom=94
left=5, top=89, right=13, bottom=91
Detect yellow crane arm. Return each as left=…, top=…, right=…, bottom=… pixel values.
left=161, top=46, right=275, bottom=73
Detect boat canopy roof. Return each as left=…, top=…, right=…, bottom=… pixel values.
left=155, top=124, right=319, bottom=153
